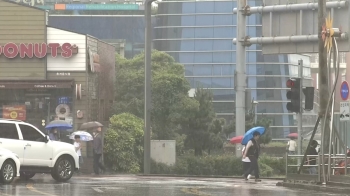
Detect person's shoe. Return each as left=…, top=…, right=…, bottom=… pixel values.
left=255, top=179, right=261, bottom=182
left=247, top=174, right=251, bottom=179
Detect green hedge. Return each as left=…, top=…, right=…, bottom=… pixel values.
left=151, top=154, right=296, bottom=177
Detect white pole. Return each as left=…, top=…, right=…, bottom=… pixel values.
left=235, top=0, right=247, bottom=157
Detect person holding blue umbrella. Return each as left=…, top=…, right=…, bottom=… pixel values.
left=242, top=126, right=265, bottom=182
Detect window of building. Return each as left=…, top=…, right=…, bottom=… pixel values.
left=212, top=89, right=235, bottom=101
left=195, top=28, right=213, bottom=38
left=213, top=15, right=233, bottom=25
left=214, top=1, right=234, bottom=12
left=214, top=27, right=235, bottom=38
left=195, top=15, right=214, bottom=26
left=178, top=53, right=195, bottom=64
left=213, top=102, right=235, bottom=113
left=213, top=40, right=233, bottom=51
left=194, top=40, right=213, bottom=51
left=0, top=123, right=19, bottom=140
left=19, top=124, right=44, bottom=142
left=194, top=52, right=213, bottom=63
left=181, top=16, right=196, bottom=26
left=182, top=2, right=196, bottom=13
left=193, top=78, right=211, bottom=88
left=193, top=65, right=212, bottom=76
left=212, top=77, right=232, bottom=88
left=213, top=52, right=232, bottom=63
left=185, top=65, right=194, bottom=76
left=181, top=28, right=195, bottom=39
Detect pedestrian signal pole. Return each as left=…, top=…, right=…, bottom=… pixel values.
left=297, top=60, right=303, bottom=164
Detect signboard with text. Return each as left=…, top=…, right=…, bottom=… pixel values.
left=340, top=102, right=350, bottom=121
left=0, top=43, right=78, bottom=59
left=2, top=105, right=27, bottom=121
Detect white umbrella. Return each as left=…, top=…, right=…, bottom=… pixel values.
left=69, top=131, right=93, bottom=141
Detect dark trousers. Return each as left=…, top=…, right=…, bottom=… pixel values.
left=244, top=156, right=259, bottom=179
left=93, top=153, right=105, bottom=174
left=243, top=162, right=254, bottom=176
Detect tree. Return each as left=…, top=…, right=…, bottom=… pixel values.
left=104, top=113, right=144, bottom=173
left=224, top=113, right=272, bottom=145
left=114, top=50, right=198, bottom=140
left=255, top=116, right=273, bottom=145
left=182, top=88, right=224, bottom=156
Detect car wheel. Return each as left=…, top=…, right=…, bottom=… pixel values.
left=20, top=172, right=35, bottom=180
left=52, top=157, right=74, bottom=182
left=0, top=160, right=16, bottom=184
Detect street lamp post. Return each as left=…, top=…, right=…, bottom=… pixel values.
left=144, top=0, right=155, bottom=175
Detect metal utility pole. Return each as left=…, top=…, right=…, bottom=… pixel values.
left=318, top=0, right=330, bottom=183
left=297, top=60, right=303, bottom=162
left=144, top=0, right=155, bottom=174
left=235, top=0, right=247, bottom=157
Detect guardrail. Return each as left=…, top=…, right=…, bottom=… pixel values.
left=286, top=153, right=350, bottom=182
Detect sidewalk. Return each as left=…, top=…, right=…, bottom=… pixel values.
left=277, top=181, right=350, bottom=194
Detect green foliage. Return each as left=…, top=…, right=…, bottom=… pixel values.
left=224, top=113, right=273, bottom=145
left=255, top=116, right=273, bottom=145
left=151, top=154, right=287, bottom=177
left=182, top=88, right=224, bottom=156
left=114, top=50, right=198, bottom=140
left=104, top=113, right=144, bottom=173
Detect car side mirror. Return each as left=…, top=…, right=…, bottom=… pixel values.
left=44, top=135, right=50, bottom=143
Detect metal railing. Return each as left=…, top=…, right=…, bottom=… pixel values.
left=286, top=153, right=350, bottom=182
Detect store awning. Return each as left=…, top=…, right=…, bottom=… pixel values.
left=0, top=80, right=74, bottom=89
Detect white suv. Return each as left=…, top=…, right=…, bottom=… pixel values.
left=0, top=119, right=79, bottom=182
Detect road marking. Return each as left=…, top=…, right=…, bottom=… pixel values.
left=26, top=183, right=57, bottom=196
left=92, top=187, right=104, bottom=193
left=181, top=187, right=211, bottom=196
left=91, top=186, right=125, bottom=193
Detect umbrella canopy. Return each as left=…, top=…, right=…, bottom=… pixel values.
left=69, top=131, right=93, bottom=141
left=287, top=133, right=298, bottom=138
left=79, top=121, right=103, bottom=130
left=241, top=126, right=266, bottom=145
left=230, top=135, right=243, bottom=144
left=45, top=120, right=73, bottom=130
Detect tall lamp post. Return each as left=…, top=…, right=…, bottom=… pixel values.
left=144, top=0, right=155, bottom=175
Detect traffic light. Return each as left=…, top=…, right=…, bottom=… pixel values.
left=286, top=78, right=301, bottom=113
left=303, top=87, right=315, bottom=111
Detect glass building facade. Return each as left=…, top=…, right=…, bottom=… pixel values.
left=155, top=0, right=314, bottom=138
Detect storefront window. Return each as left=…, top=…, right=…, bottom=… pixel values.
left=0, top=88, right=73, bottom=135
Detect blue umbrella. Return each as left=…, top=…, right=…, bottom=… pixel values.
left=241, top=126, right=266, bottom=145
left=45, top=120, right=73, bottom=130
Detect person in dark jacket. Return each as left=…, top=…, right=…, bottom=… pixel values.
left=242, top=131, right=261, bottom=182
left=93, top=126, right=105, bottom=175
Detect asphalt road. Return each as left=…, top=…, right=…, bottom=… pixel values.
left=0, top=175, right=344, bottom=196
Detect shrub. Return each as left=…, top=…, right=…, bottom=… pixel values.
left=151, top=154, right=286, bottom=177
left=104, top=113, right=144, bottom=173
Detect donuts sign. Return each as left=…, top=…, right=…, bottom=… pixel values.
left=0, top=43, right=79, bottom=59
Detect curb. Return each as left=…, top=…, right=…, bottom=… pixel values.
left=277, top=182, right=350, bottom=194
left=137, top=174, right=285, bottom=180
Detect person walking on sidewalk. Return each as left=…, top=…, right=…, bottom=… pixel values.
left=243, top=131, right=261, bottom=182
left=287, top=138, right=297, bottom=155
left=93, top=127, right=106, bottom=175
left=242, top=145, right=252, bottom=179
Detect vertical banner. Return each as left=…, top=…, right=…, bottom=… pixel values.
left=2, top=105, right=27, bottom=120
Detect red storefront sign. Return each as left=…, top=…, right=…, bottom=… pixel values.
left=0, top=43, right=78, bottom=59
left=3, top=105, right=27, bottom=121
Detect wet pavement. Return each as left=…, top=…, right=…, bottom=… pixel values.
left=0, top=175, right=343, bottom=196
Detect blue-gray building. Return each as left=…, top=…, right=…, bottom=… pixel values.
left=48, top=0, right=315, bottom=138
left=155, top=0, right=314, bottom=138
